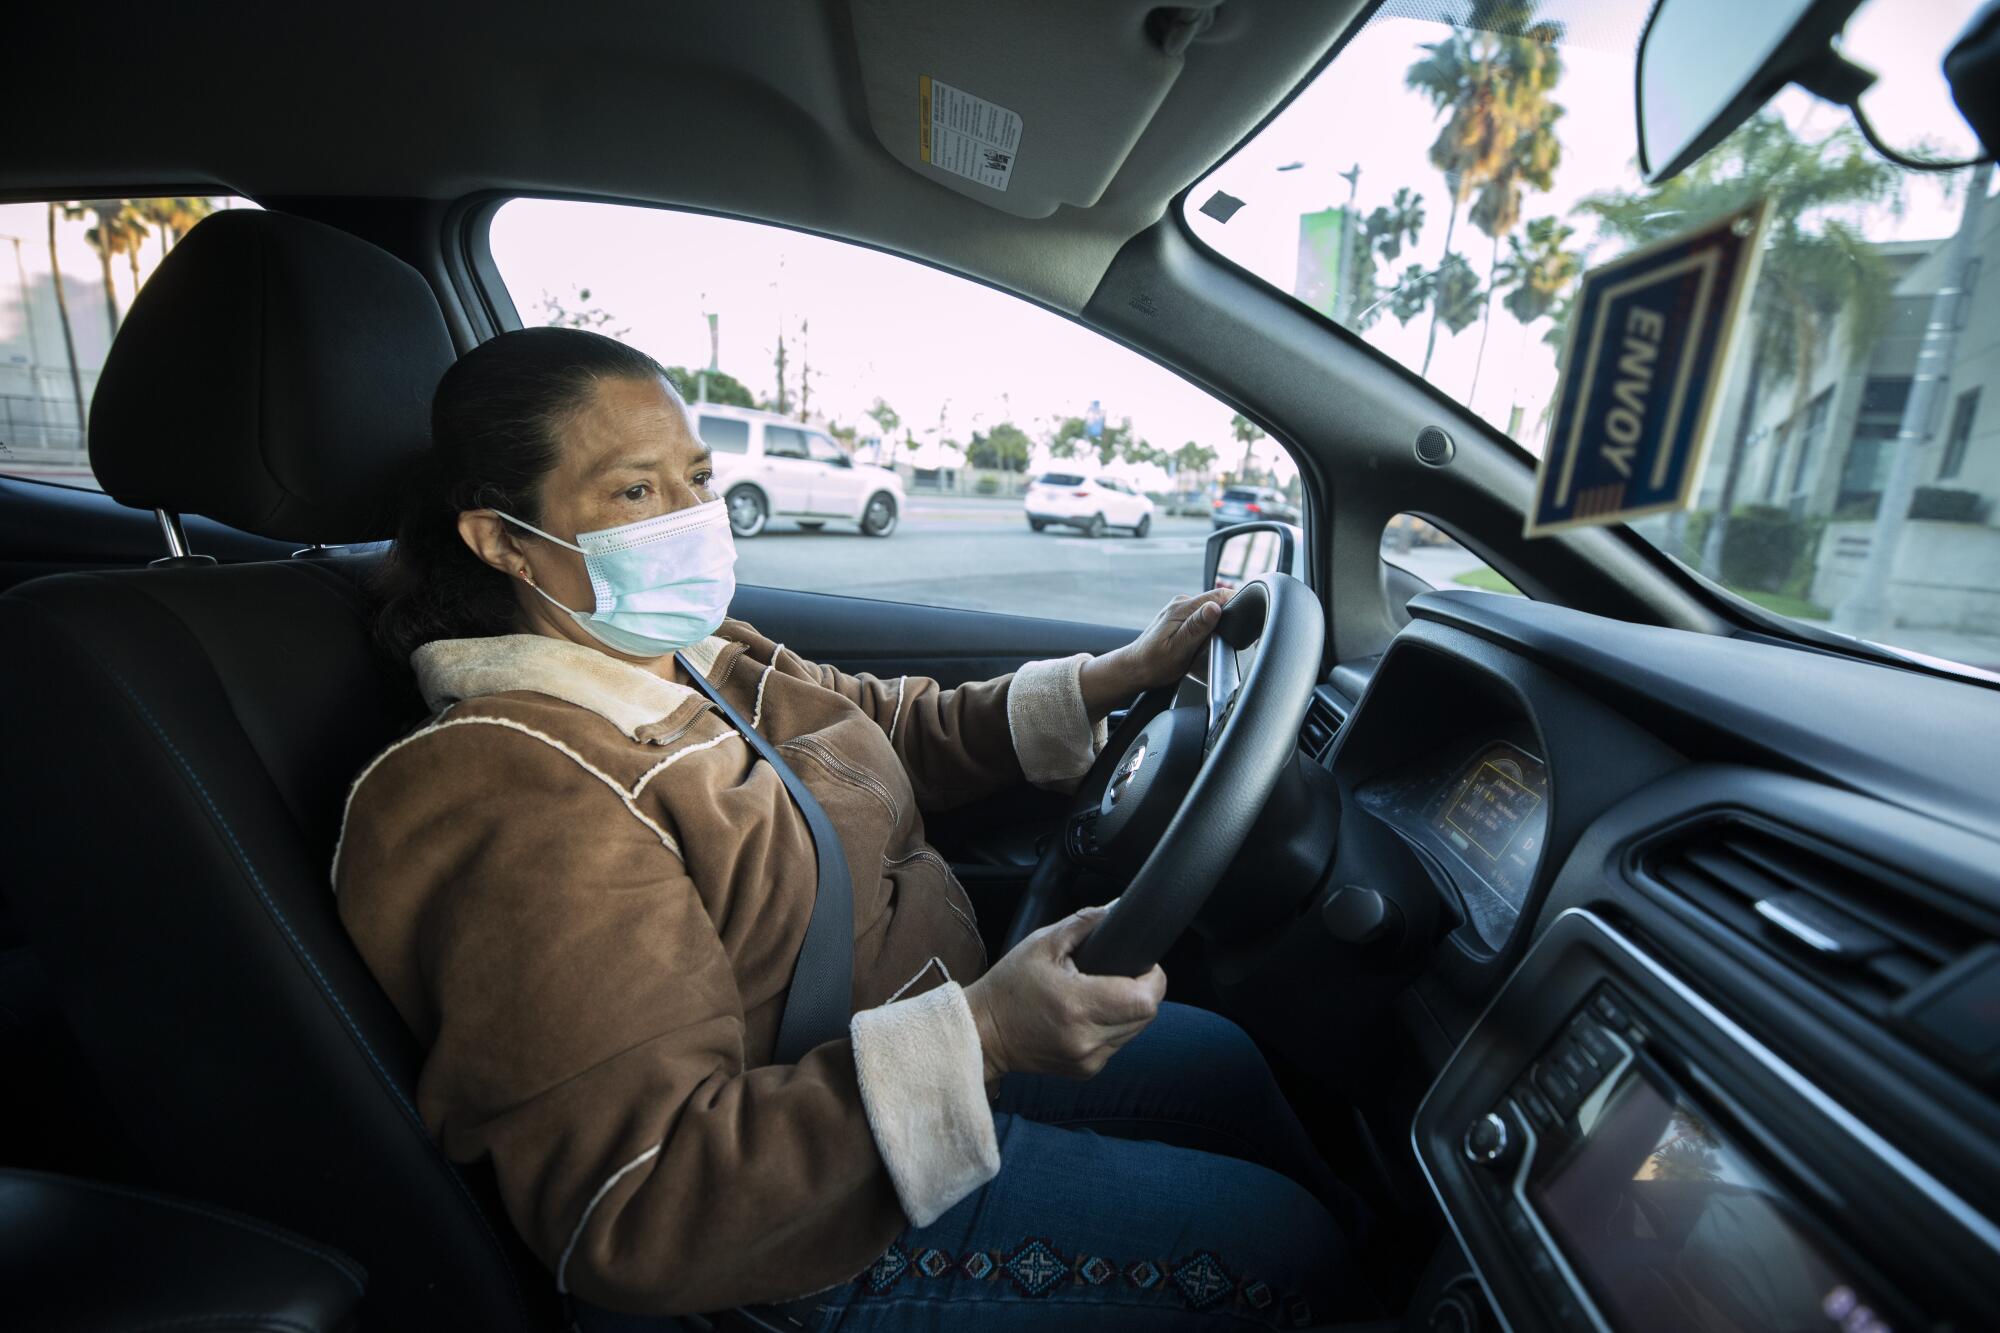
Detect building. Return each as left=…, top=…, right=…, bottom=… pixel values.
left=1669, top=199, right=2000, bottom=653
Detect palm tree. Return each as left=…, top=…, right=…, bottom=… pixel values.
left=64, top=200, right=150, bottom=338
left=1496, top=215, right=1582, bottom=327
left=1469, top=97, right=1564, bottom=398
left=1230, top=413, right=1266, bottom=481
left=1405, top=2, right=1565, bottom=378
left=44, top=203, right=88, bottom=439
left=137, top=196, right=215, bottom=262
left=1580, top=113, right=1901, bottom=571
left=1354, top=188, right=1428, bottom=330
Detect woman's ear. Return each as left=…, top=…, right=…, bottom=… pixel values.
left=457, top=510, right=532, bottom=578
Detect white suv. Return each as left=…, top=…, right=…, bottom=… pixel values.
left=1023, top=471, right=1154, bottom=538
left=692, top=403, right=905, bottom=538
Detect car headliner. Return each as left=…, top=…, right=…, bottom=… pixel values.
left=14, top=1, right=1367, bottom=314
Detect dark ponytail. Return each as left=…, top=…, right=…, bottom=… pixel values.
left=374, top=326, right=670, bottom=662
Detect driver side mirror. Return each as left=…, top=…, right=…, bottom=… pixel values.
left=1207, top=521, right=1301, bottom=594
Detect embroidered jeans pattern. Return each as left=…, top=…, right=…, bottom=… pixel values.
left=811, top=1003, right=1373, bottom=1331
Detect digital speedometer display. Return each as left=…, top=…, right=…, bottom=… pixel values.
left=1434, top=741, right=1549, bottom=902
left=1441, top=750, right=1544, bottom=858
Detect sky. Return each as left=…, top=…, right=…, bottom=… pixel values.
left=1184, top=0, right=1979, bottom=455
left=489, top=202, right=1288, bottom=488
left=5, top=0, right=1981, bottom=493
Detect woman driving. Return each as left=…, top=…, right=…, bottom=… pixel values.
left=335, top=327, right=1367, bottom=1329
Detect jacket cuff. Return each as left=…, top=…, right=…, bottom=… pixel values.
left=850, top=981, right=1000, bottom=1227
left=1006, top=653, right=1108, bottom=791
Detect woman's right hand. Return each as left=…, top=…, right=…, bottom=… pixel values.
left=963, top=905, right=1166, bottom=1083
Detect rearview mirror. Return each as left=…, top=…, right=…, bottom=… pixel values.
left=1637, top=0, right=1862, bottom=183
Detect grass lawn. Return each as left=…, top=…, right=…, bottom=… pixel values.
left=1730, top=587, right=1832, bottom=620
left=1452, top=566, right=1522, bottom=596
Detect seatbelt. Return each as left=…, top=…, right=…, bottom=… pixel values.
left=676, top=653, right=854, bottom=1065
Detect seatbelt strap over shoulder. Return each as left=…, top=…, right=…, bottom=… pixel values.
left=676, top=653, right=854, bottom=1065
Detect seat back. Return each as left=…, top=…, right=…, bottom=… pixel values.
left=0, top=211, right=551, bottom=1330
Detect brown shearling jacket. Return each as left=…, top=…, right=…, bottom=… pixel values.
left=332, top=622, right=1101, bottom=1314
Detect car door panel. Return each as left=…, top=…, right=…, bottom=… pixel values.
left=803, top=433, right=864, bottom=517
left=728, top=582, right=1131, bottom=686
left=759, top=426, right=817, bottom=514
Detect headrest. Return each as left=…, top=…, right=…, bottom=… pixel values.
left=89, top=210, right=457, bottom=545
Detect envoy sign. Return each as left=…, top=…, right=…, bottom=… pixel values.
left=1527, top=200, right=1769, bottom=536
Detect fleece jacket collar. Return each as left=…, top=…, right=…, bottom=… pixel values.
left=411, top=632, right=737, bottom=743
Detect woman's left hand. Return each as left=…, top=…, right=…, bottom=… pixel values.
left=1078, top=588, right=1231, bottom=717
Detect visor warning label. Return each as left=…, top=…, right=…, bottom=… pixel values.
left=920, top=76, right=1021, bottom=193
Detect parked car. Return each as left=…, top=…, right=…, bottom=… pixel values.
left=692, top=403, right=903, bottom=538
left=1023, top=471, right=1154, bottom=537
left=1167, top=488, right=1214, bottom=517
left=1212, top=485, right=1298, bottom=529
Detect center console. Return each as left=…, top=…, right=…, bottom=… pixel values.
left=1415, top=909, right=1998, bottom=1331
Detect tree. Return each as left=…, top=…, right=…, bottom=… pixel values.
left=865, top=398, right=901, bottom=464
left=1046, top=416, right=1090, bottom=460
left=1173, top=440, right=1217, bottom=484
left=44, top=203, right=87, bottom=438
left=1354, top=188, right=1428, bottom=330
left=538, top=285, right=629, bottom=339
left=1495, top=215, right=1582, bottom=328
left=1385, top=256, right=1483, bottom=335
left=1404, top=2, right=1565, bottom=377
left=662, top=365, right=755, bottom=408
left=138, top=196, right=214, bottom=261
left=1230, top=413, right=1266, bottom=481
left=964, top=421, right=1034, bottom=472
left=1579, top=112, right=1901, bottom=571
left=65, top=200, right=148, bottom=336
left=1464, top=13, right=1565, bottom=397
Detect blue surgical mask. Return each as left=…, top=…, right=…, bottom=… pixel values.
left=494, top=499, right=737, bottom=658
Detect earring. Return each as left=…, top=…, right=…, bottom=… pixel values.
left=519, top=567, right=534, bottom=584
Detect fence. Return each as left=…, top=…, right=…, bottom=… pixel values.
left=0, top=393, right=86, bottom=452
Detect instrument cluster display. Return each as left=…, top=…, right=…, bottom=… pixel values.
left=1355, top=737, right=1549, bottom=951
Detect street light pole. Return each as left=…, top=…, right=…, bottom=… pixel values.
left=1835, top=163, right=1992, bottom=639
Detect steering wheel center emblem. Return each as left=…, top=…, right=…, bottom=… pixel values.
left=1108, top=743, right=1148, bottom=807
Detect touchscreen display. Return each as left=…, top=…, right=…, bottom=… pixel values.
left=1533, top=1071, right=1896, bottom=1333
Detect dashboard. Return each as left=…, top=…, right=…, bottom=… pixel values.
left=1207, top=589, right=2000, bottom=1333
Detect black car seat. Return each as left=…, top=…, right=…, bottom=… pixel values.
left=0, top=210, right=553, bottom=1331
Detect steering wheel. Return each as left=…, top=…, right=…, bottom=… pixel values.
left=999, top=573, right=1325, bottom=977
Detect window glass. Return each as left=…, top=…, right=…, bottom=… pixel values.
left=1184, top=0, right=1997, bottom=673
left=805, top=432, right=845, bottom=464
left=1383, top=514, right=1519, bottom=597
left=698, top=414, right=750, bottom=454
left=1941, top=389, right=1980, bottom=480
left=764, top=425, right=808, bottom=460
left=490, top=199, right=1298, bottom=627
left=0, top=195, right=253, bottom=492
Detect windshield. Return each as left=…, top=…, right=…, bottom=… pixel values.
left=1186, top=0, right=1997, bottom=676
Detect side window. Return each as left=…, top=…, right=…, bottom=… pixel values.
left=1382, top=514, right=1519, bottom=597
left=489, top=199, right=1302, bottom=628
left=764, top=426, right=809, bottom=460
left=698, top=415, right=750, bottom=454
left=0, top=195, right=252, bottom=492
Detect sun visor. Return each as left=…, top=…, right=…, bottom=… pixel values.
left=847, top=0, right=1222, bottom=220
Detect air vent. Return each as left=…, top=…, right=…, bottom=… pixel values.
left=1298, top=693, right=1346, bottom=763
left=1639, top=816, right=2000, bottom=1083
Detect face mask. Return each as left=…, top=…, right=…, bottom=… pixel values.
left=494, top=499, right=737, bottom=658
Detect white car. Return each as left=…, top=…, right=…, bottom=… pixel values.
left=1023, top=471, right=1154, bottom=538
left=692, top=403, right=904, bottom=538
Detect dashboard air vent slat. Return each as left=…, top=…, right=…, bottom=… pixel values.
left=1641, top=818, right=1979, bottom=1023
left=1298, top=695, right=1345, bottom=763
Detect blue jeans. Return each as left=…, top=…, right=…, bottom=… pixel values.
left=809, top=1003, right=1372, bottom=1330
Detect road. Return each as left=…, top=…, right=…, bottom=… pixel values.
left=733, top=495, right=1216, bottom=628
